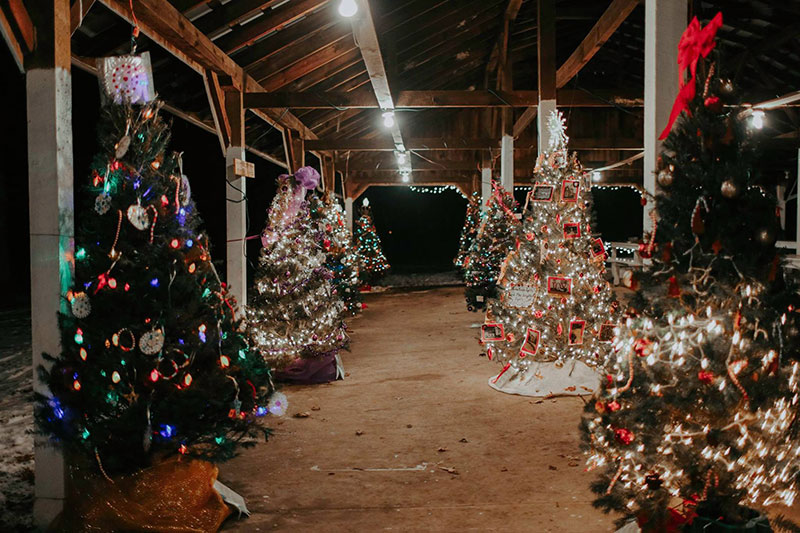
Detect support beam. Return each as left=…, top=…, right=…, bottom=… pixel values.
left=322, top=156, right=336, bottom=191
left=0, top=0, right=34, bottom=72
left=26, top=0, right=71, bottom=526
left=224, top=89, right=247, bottom=305
left=282, top=128, right=305, bottom=173
left=644, top=0, right=686, bottom=233
left=307, top=137, right=642, bottom=151
left=70, top=0, right=96, bottom=34
left=501, top=134, right=514, bottom=191
left=344, top=197, right=354, bottom=233
left=203, top=69, right=231, bottom=155
left=481, top=167, right=493, bottom=212
left=537, top=0, right=557, bottom=153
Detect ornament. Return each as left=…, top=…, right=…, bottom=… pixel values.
left=704, top=95, right=722, bottom=113
left=127, top=204, right=150, bottom=230
left=757, top=227, right=776, bottom=247
left=606, top=400, right=621, bottom=412
left=712, top=240, right=722, bottom=254
left=720, top=179, right=739, bottom=199
left=633, top=338, right=652, bottom=357
left=698, top=370, right=714, bottom=384
left=97, top=52, right=156, bottom=105
left=691, top=198, right=707, bottom=235
left=95, top=193, right=112, bottom=215
left=115, top=135, right=131, bottom=159
left=719, top=78, right=734, bottom=95
left=638, top=241, right=653, bottom=259
left=139, top=328, right=165, bottom=355
left=180, top=174, right=192, bottom=206
left=645, top=473, right=663, bottom=490
left=614, top=428, right=635, bottom=445
left=656, top=168, right=674, bottom=188
left=621, top=270, right=638, bottom=290
left=268, top=392, right=288, bottom=416
left=70, top=292, right=91, bottom=319
left=668, top=276, right=681, bottom=298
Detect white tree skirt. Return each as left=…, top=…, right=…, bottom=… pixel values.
left=488, top=359, right=601, bottom=397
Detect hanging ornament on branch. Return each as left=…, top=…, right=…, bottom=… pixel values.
left=97, top=52, right=156, bottom=105
left=657, top=165, right=675, bottom=188
left=720, top=179, right=740, bottom=199
left=691, top=196, right=709, bottom=236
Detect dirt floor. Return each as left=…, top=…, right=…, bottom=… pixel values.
left=221, top=287, right=619, bottom=532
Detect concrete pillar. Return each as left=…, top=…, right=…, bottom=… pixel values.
left=537, top=99, right=558, bottom=155
left=225, top=146, right=247, bottom=304
left=27, top=0, right=72, bottom=525
left=481, top=167, right=492, bottom=212
left=500, top=134, right=514, bottom=192
left=345, top=197, right=354, bottom=233
left=644, top=0, right=686, bottom=233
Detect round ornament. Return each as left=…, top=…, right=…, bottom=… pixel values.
left=720, top=179, right=740, bottom=199
left=656, top=168, right=674, bottom=188
left=127, top=204, right=150, bottom=230
left=757, top=227, right=776, bottom=247
left=719, top=78, right=734, bottom=95
left=95, top=193, right=112, bottom=215
left=115, top=135, right=131, bottom=159
left=180, top=174, right=192, bottom=206
left=139, top=328, right=165, bottom=355
left=70, top=292, right=91, bottom=319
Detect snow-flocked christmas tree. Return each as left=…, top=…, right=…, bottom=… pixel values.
left=482, top=111, right=618, bottom=396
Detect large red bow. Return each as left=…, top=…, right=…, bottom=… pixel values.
left=659, top=12, right=723, bottom=140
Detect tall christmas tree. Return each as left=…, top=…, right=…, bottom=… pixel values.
left=248, top=168, right=349, bottom=378
left=482, top=112, right=618, bottom=396
left=454, top=192, right=481, bottom=272
left=354, top=199, right=390, bottom=284
left=464, top=182, right=518, bottom=312
left=582, top=14, right=800, bottom=531
left=310, top=192, right=362, bottom=316
left=35, top=101, right=277, bottom=476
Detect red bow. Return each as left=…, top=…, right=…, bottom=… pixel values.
left=659, top=12, right=723, bottom=140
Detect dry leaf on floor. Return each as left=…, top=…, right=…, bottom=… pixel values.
left=355, top=430, right=364, bottom=436
left=459, top=438, right=468, bottom=443
left=439, top=466, right=459, bottom=475
left=406, top=424, right=413, bottom=428
left=311, top=406, right=321, bottom=411
left=293, top=412, right=310, bottom=418
left=548, top=465, right=558, bottom=470
left=437, top=447, right=447, bottom=452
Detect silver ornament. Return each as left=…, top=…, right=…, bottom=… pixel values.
left=127, top=204, right=150, bottom=230
left=70, top=292, right=91, bottom=319
left=180, top=174, right=192, bottom=206
left=139, top=328, right=165, bottom=355
left=720, top=179, right=739, bottom=199
left=656, top=169, right=674, bottom=188
left=95, top=193, right=112, bottom=215
left=115, top=135, right=131, bottom=159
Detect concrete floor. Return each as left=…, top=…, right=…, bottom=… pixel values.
left=221, top=287, right=619, bottom=532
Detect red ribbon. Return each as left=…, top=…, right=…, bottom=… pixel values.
left=659, top=12, right=723, bottom=140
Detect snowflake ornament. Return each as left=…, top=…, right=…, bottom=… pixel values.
left=139, top=328, right=165, bottom=355
left=546, top=110, right=569, bottom=152
left=70, top=292, right=91, bottom=319
left=95, top=193, right=112, bottom=215
left=267, top=392, right=288, bottom=416
left=98, top=52, right=155, bottom=105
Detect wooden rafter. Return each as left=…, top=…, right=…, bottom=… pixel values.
left=308, top=137, right=642, bottom=151
left=485, top=0, right=525, bottom=77
left=203, top=69, right=232, bottom=153
left=70, top=0, right=97, bottom=34
left=191, top=0, right=282, bottom=39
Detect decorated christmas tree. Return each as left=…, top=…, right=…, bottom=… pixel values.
left=248, top=168, right=349, bottom=381
left=582, top=13, right=800, bottom=531
left=454, top=192, right=481, bottom=272
left=310, top=192, right=362, bottom=316
left=464, top=182, right=518, bottom=312
left=35, top=100, right=277, bottom=477
left=482, top=111, right=618, bottom=396
left=354, top=199, right=390, bottom=284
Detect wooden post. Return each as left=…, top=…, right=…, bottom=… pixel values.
left=322, top=156, right=336, bottom=192
left=282, top=128, right=305, bottom=173
left=225, top=89, right=247, bottom=305
left=536, top=0, right=557, bottom=154
left=644, top=0, right=686, bottom=233
left=26, top=0, right=71, bottom=525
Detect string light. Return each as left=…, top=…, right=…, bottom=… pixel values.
left=408, top=185, right=466, bottom=198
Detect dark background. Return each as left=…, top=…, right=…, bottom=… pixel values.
left=1, top=44, right=644, bottom=310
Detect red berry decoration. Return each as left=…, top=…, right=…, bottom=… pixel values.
left=606, top=400, right=621, bottom=412
left=698, top=370, right=714, bottom=384
left=614, top=428, right=635, bottom=445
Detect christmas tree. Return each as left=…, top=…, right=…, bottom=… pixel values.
left=482, top=111, right=618, bottom=396
left=454, top=192, right=481, bottom=272
left=464, top=183, right=517, bottom=312
left=35, top=101, right=277, bottom=475
left=248, top=168, right=349, bottom=373
left=582, top=13, right=800, bottom=530
left=354, top=199, right=390, bottom=284
left=310, top=192, right=362, bottom=316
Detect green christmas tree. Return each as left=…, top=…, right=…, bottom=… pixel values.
left=248, top=169, right=349, bottom=370
left=354, top=200, right=390, bottom=284
left=483, top=112, right=618, bottom=395
left=582, top=13, right=800, bottom=530
left=310, top=192, right=362, bottom=316
left=454, top=192, right=481, bottom=272
left=464, top=182, right=517, bottom=312
left=35, top=101, right=276, bottom=475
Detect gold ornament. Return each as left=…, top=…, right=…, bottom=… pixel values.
left=720, top=179, right=740, bottom=199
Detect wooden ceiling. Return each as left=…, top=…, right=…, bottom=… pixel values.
left=65, top=0, right=800, bottom=191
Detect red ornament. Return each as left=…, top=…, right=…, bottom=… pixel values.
left=534, top=310, right=544, bottom=318
left=323, top=238, right=331, bottom=251
left=698, top=370, right=714, bottom=384
left=614, top=428, right=635, bottom=445
left=640, top=197, right=647, bottom=206
left=525, top=232, right=534, bottom=241
left=704, top=95, right=722, bottom=112
left=557, top=323, right=563, bottom=335
left=633, top=338, right=652, bottom=357
left=638, top=242, right=653, bottom=259
left=606, top=400, right=621, bottom=412
left=668, top=276, right=681, bottom=297
left=711, top=240, right=722, bottom=254
left=661, top=242, right=673, bottom=262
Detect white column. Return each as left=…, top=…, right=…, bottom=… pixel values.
left=345, top=197, right=354, bottom=233
left=796, top=149, right=800, bottom=254
left=481, top=167, right=492, bottom=212
left=27, top=63, right=71, bottom=530
left=500, top=134, right=514, bottom=192
left=644, top=0, right=686, bottom=233
left=226, top=146, right=247, bottom=304
left=536, top=99, right=557, bottom=155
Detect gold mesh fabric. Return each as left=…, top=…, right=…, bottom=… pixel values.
left=50, top=456, right=231, bottom=532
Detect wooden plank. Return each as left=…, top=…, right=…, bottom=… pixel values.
left=282, top=128, right=305, bottom=173
left=225, top=88, right=245, bottom=148
left=203, top=69, right=231, bottom=153
left=513, top=106, right=537, bottom=137
left=485, top=0, right=525, bottom=77
left=309, top=137, right=642, bottom=151
left=259, top=38, right=356, bottom=91
left=537, top=0, right=556, bottom=101
left=555, top=0, right=639, bottom=87
left=192, top=0, right=281, bottom=38
left=252, top=27, right=353, bottom=83
left=7, top=0, right=34, bottom=51
left=0, top=3, right=24, bottom=71
left=70, top=0, right=96, bottom=34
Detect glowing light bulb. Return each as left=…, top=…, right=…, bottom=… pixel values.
left=338, top=0, right=358, bottom=17
left=382, top=111, right=395, bottom=128
left=592, top=171, right=601, bottom=182
left=751, top=110, right=765, bottom=129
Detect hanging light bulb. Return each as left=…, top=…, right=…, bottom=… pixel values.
left=362, top=197, right=370, bottom=207
left=592, top=171, right=601, bottom=182
left=401, top=171, right=410, bottom=183
left=751, top=109, right=765, bottom=130
left=382, top=111, right=395, bottom=128
left=395, top=150, right=407, bottom=164
left=338, top=0, right=358, bottom=17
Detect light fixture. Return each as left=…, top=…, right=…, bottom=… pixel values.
left=338, top=0, right=358, bottom=17
left=750, top=109, right=765, bottom=130
left=362, top=197, right=369, bottom=207
left=592, top=171, right=601, bottom=183
left=395, top=150, right=407, bottom=164
left=382, top=111, right=395, bottom=128
left=401, top=173, right=410, bottom=183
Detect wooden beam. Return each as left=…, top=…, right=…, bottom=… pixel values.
left=245, top=89, right=643, bottom=109
left=7, top=0, right=34, bottom=51
left=308, top=137, right=642, bottom=151
left=282, top=129, right=304, bottom=173
left=259, top=37, right=356, bottom=92
left=203, top=69, right=231, bottom=154
left=70, top=0, right=96, bottom=34
left=0, top=4, right=24, bottom=71
left=322, top=156, right=336, bottom=191
left=556, top=0, right=639, bottom=87
left=486, top=0, right=525, bottom=77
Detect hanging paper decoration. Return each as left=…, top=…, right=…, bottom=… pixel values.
left=139, top=328, right=165, bottom=355
left=97, top=52, right=156, bottom=105
left=95, top=193, right=112, bottom=215
left=127, top=204, right=150, bottom=230
left=70, top=292, right=92, bottom=319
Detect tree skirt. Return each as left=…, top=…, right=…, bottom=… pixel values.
left=488, top=359, right=600, bottom=397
